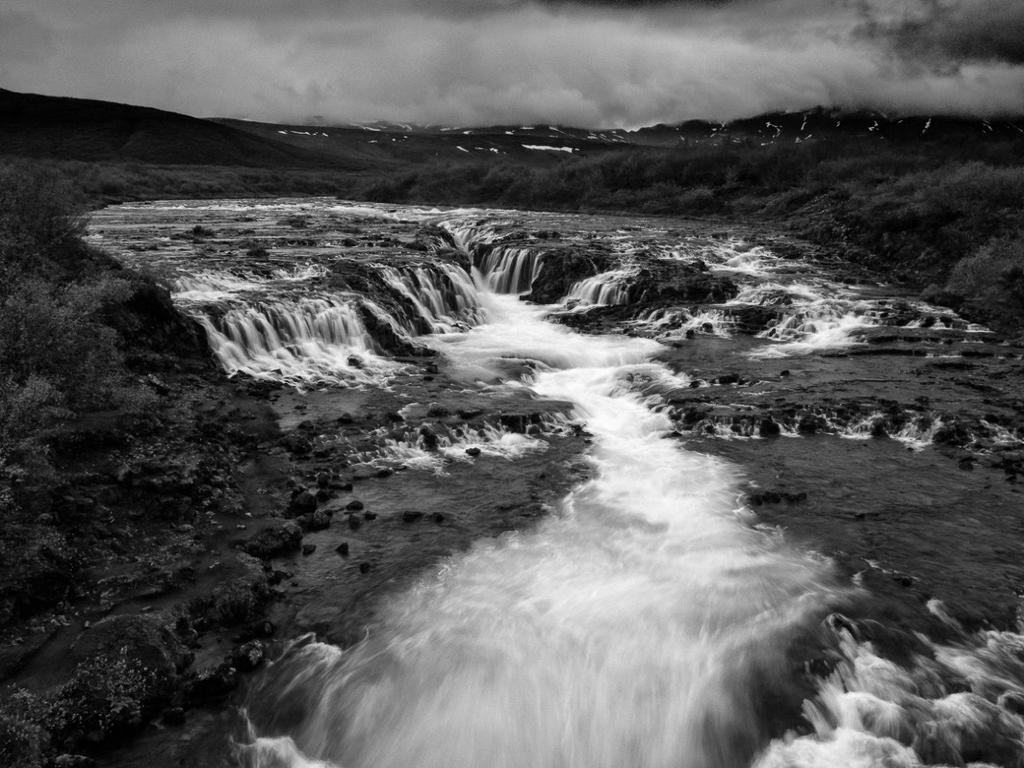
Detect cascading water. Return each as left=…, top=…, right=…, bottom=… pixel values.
left=198, top=296, right=397, bottom=387
left=567, top=269, right=633, bottom=306
left=476, top=246, right=544, bottom=294
left=240, top=229, right=842, bottom=768
left=377, top=263, right=484, bottom=333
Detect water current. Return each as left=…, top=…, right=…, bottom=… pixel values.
left=88, top=199, right=1024, bottom=768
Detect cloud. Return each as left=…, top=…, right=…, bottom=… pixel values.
left=1, top=0, right=1022, bottom=125
left=853, top=0, right=1024, bottom=66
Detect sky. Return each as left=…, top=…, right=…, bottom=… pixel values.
left=1, top=0, right=1022, bottom=127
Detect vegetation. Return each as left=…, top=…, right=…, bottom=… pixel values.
left=344, top=137, right=1024, bottom=333
left=3, top=131, right=1024, bottom=338
left=0, top=166, right=173, bottom=641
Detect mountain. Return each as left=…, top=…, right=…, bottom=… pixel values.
left=3, top=88, right=1023, bottom=171
left=0, top=89, right=364, bottom=169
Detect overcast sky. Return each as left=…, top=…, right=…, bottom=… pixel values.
left=1, top=0, right=1022, bottom=127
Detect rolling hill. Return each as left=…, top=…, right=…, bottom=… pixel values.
left=0, top=88, right=364, bottom=169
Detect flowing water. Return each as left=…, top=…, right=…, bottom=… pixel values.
left=88, top=199, right=1024, bottom=768
left=240, top=281, right=836, bottom=768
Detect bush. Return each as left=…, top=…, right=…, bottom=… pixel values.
left=0, top=166, right=89, bottom=288
left=944, top=234, right=1024, bottom=328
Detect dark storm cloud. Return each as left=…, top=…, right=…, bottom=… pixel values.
left=1, top=0, right=1022, bottom=125
left=854, top=0, right=1024, bottom=66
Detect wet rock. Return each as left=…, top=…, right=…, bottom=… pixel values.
left=347, top=515, right=362, bottom=531
left=499, top=413, right=529, bottom=433
left=359, top=562, right=371, bottom=574
left=316, top=472, right=331, bottom=488
left=465, top=447, right=482, bottom=457
left=401, top=510, right=424, bottom=523
left=230, top=640, right=265, bottom=672
left=346, top=499, right=365, bottom=511
left=797, top=414, right=823, bottom=434
left=288, top=490, right=318, bottom=516
left=299, top=510, right=331, bottom=532
left=243, top=522, right=302, bottom=559
left=758, top=419, right=781, bottom=438
left=186, top=663, right=238, bottom=703
left=335, top=542, right=350, bottom=557
left=280, top=433, right=312, bottom=455
left=419, top=425, right=440, bottom=450
left=934, top=421, right=972, bottom=447
left=54, top=755, right=97, bottom=768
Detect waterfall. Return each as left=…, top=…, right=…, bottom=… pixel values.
left=566, top=269, right=633, bottom=306
left=198, top=296, right=400, bottom=387
left=377, top=262, right=485, bottom=333
left=476, top=246, right=544, bottom=294
left=240, top=227, right=840, bottom=768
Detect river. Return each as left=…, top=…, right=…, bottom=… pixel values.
left=88, top=198, right=1024, bottom=768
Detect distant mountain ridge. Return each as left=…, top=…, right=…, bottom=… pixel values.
left=0, top=89, right=363, bottom=169
left=3, top=88, right=1022, bottom=169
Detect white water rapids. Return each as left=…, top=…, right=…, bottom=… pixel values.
left=241, top=270, right=838, bottom=768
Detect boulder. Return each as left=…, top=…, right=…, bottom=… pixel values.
left=243, top=522, right=302, bottom=559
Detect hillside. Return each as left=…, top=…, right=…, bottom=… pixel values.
left=217, top=108, right=1024, bottom=164
left=0, top=89, right=364, bottom=169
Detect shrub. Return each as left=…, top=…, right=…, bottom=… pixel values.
left=0, top=167, right=89, bottom=289
left=945, top=234, right=1024, bottom=323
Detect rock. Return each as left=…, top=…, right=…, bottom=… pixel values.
left=419, top=425, right=440, bottom=450
left=186, top=663, right=238, bottom=703
left=280, top=433, right=312, bottom=455
left=335, top=542, right=350, bottom=557
left=359, top=562, right=371, bottom=574
left=797, top=414, right=822, bottom=434
left=998, top=691, right=1024, bottom=716
left=347, top=515, right=362, bottom=531
left=302, top=544, right=317, bottom=556
left=465, top=447, right=482, bottom=457
left=231, top=640, right=265, bottom=672
left=54, top=755, right=96, bottom=768
left=236, top=619, right=277, bottom=641
left=316, top=472, right=331, bottom=488
left=363, top=510, right=377, bottom=521
left=402, top=511, right=424, bottom=523
left=499, top=413, right=529, bottom=433
left=71, top=614, right=186, bottom=681
left=345, top=499, right=365, bottom=511
left=301, top=510, right=331, bottom=532
left=288, top=490, right=318, bottom=516
left=243, top=522, right=302, bottom=559
left=758, top=419, right=781, bottom=438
